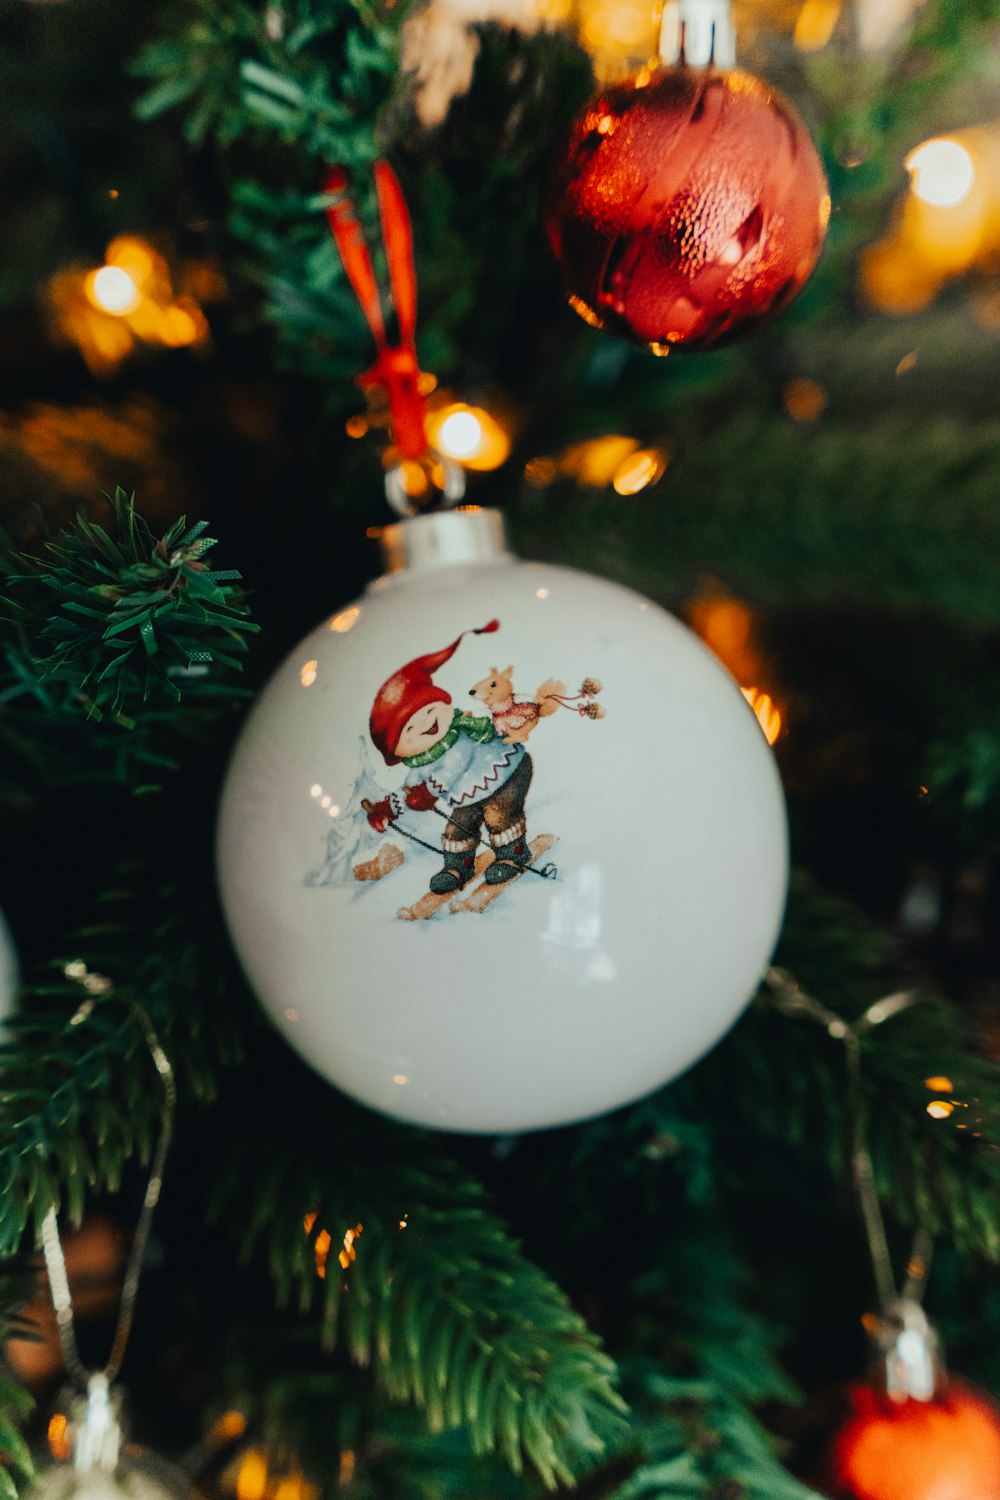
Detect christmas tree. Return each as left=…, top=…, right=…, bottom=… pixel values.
left=3, top=1, right=1000, bottom=1496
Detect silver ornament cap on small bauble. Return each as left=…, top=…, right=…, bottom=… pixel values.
left=31, top=1377, right=192, bottom=1500
left=216, top=504, right=788, bottom=1133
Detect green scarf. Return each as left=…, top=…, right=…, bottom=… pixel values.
left=404, top=709, right=496, bottom=768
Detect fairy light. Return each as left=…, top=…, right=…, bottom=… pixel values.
left=553, top=434, right=639, bottom=487
left=48, top=1413, right=71, bottom=1462
left=906, top=139, right=975, bottom=207
left=926, top=1100, right=955, bottom=1120
left=86, top=265, right=141, bottom=316
left=338, top=1227, right=359, bottom=1268
left=612, top=447, right=667, bottom=495
left=427, top=403, right=511, bottom=471
left=303, top=1213, right=332, bottom=1277
left=783, top=376, right=828, bottom=423
left=794, top=0, right=841, bottom=52
left=51, top=234, right=212, bottom=373
left=213, top=1412, right=248, bottom=1442
left=236, top=1452, right=269, bottom=1500
left=157, top=300, right=205, bottom=348
left=439, top=409, right=481, bottom=457
left=300, top=659, right=318, bottom=687
left=924, top=1075, right=954, bottom=1092
left=338, top=1222, right=363, bottom=1270
left=742, top=687, right=783, bottom=745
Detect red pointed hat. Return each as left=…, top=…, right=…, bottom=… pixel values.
left=369, top=620, right=499, bottom=764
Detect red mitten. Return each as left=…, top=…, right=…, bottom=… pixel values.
left=405, top=782, right=438, bottom=812
left=367, top=796, right=397, bottom=833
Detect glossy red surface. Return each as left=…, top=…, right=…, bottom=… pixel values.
left=820, top=1378, right=1000, bottom=1500
left=545, top=65, right=830, bottom=351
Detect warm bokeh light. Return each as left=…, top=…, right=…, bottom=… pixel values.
left=303, top=1212, right=332, bottom=1278
left=742, top=686, right=783, bottom=745
left=925, top=1075, right=954, bottom=1092
left=86, top=264, right=141, bottom=316
left=926, top=1100, right=955, bottom=1120
left=157, top=299, right=207, bottom=348
left=236, top=1452, right=269, bottom=1500
left=906, top=138, right=975, bottom=207
left=858, top=122, right=1000, bottom=313
left=524, top=457, right=558, bottom=487
left=859, top=238, right=940, bottom=315
left=794, top=0, right=841, bottom=52
left=48, top=1413, right=71, bottom=1462
left=300, top=659, right=318, bottom=687
left=272, top=1476, right=318, bottom=1500
left=49, top=235, right=214, bottom=374
left=439, top=409, right=482, bottom=458
left=783, top=376, right=829, bottom=423
left=613, top=447, right=668, bottom=494
left=689, top=598, right=757, bottom=682
left=426, top=403, right=511, bottom=471
left=526, top=434, right=644, bottom=488
left=213, top=1412, right=249, bottom=1442
left=571, top=0, right=658, bottom=79
left=339, top=1222, right=363, bottom=1270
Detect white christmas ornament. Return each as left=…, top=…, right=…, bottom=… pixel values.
left=217, top=508, right=787, bottom=1133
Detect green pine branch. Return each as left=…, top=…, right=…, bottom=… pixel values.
left=0, top=1272, right=35, bottom=1500
left=133, top=0, right=406, bottom=155
left=513, top=407, right=1000, bottom=629
left=0, top=489, right=255, bottom=787
left=209, top=1067, right=628, bottom=1490
left=0, top=848, right=248, bottom=1257
left=693, top=875, right=1000, bottom=1264
left=608, top=1371, right=821, bottom=1500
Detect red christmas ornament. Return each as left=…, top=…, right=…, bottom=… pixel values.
left=819, top=1377, right=1000, bottom=1500
left=544, top=65, right=831, bottom=352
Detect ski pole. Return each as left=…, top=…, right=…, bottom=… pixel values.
left=361, top=801, right=557, bottom=880
left=361, top=800, right=456, bottom=862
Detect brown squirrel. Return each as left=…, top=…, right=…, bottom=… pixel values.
left=470, top=667, right=605, bottom=744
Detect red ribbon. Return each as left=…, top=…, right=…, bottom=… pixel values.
left=324, top=162, right=430, bottom=462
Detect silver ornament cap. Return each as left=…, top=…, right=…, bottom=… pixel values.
left=869, top=1299, right=942, bottom=1403
left=659, top=0, right=737, bottom=66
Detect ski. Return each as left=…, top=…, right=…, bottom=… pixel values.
left=397, top=852, right=492, bottom=921
left=449, top=835, right=557, bottom=914
left=353, top=843, right=405, bottom=882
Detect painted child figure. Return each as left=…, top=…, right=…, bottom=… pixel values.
left=366, top=622, right=534, bottom=895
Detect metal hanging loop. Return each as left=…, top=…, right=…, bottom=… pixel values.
left=40, top=993, right=176, bottom=1392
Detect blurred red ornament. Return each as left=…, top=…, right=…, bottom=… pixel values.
left=544, top=65, right=830, bottom=352
left=819, top=1377, right=1000, bottom=1500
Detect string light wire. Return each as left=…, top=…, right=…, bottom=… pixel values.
left=40, top=992, right=176, bottom=1389
left=763, top=966, right=932, bottom=1313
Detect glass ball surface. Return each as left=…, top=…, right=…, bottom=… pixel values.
left=545, top=65, right=830, bottom=351
left=217, top=531, right=787, bottom=1132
